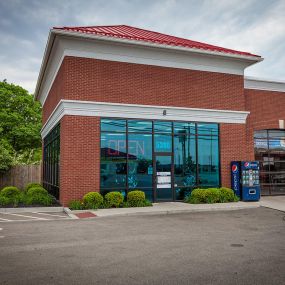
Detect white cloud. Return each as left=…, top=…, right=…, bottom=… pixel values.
left=0, top=0, right=284, bottom=93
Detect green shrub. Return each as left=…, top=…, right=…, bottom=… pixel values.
left=127, top=190, right=146, bottom=207
left=0, top=186, right=21, bottom=206
left=185, top=188, right=207, bottom=203
left=68, top=200, right=85, bottom=210
left=186, top=187, right=240, bottom=204
left=1, top=186, right=21, bottom=198
left=24, top=183, right=42, bottom=192
left=105, top=192, right=123, bottom=208
left=205, top=188, right=220, bottom=203
left=0, top=196, right=10, bottom=206
left=24, top=194, right=53, bottom=206
left=26, top=186, right=48, bottom=196
left=123, top=199, right=152, bottom=208
left=83, top=192, right=103, bottom=209
left=219, top=187, right=235, bottom=203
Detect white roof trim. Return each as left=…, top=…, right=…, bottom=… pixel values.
left=244, top=76, right=285, bottom=92
left=41, top=99, right=250, bottom=138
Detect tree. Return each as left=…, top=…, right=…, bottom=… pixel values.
left=0, top=80, right=42, bottom=170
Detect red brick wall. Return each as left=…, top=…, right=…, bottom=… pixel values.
left=220, top=124, right=247, bottom=187
left=60, top=115, right=100, bottom=206
left=245, top=89, right=285, bottom=160
left=63, top=56, right=245, bottom=111
left=42, top=61, right=66, bottom=124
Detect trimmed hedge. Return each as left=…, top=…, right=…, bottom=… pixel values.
left=27, top=186, right=48, bottom=196
left=127, top=190, right=146, bottom=207
left=83, top=192, right=103, bottom=209
left=0, top=184, right=56, bottom=207
left=0, top=186, right=22, bottom=206
left=24, top=183, right=42, bottom=192
left=185, top=187, right=239, bottom=204
left=105, top=192, right=124, bottom=208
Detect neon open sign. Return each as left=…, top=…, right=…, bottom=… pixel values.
left=107, top=140, right=145, bottom=156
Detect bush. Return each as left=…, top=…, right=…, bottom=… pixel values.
left=1, top=186, right=21, bottom=198
left=185, top=187, right=239, bottom=204
left=0, top=196, right=10, bottom=206
left=24, top=194, right=53, bottom=206
left=0, top=186, right=21, bottom=206
left=68, top=200, right=85, bottom=210
left=123, top=199, right=152, bottom=208
left=27, top=186, right=48, bottom=196
left=127, top=190, right=146, bottom=207
left=185, top=188, right=207, bottom=203
left=219, top=187, right=235, bottom=203
left=105, top=192, right=123, bottom=208
left=24, top=183, right=42, bottom=192
left=83, top=192, right=103, bottom=209
left=205, top=188, right=220, bottom=204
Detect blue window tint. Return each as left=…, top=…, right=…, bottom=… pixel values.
left=198, top=135, right=220, bottom=187
left=100, top=133, right=127, bottom=189
left=128, top=120, right=152, bottom=133
left=174, top=122, right=196, bottom=135
left=101, top=119, right=126, bottom=132
left=268, top=130, right=285, bottom=139
left=197, top=123, right=218, bottom=136
left=254, top=130, right=268, bottom=138
left=154, top=134, right=172, bottom=152
left=128, top=134, right=153, bottom=189
left=154, top=121, right=172, bottom=133
left=174, top=135, right=196, bottom=187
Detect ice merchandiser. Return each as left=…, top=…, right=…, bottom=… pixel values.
left=231, top=161, right=260, bottom=201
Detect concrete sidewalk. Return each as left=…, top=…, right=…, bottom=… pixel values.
left=260, top=196, right=285, bottom=212
left=81, top=201, right=260, bottom=218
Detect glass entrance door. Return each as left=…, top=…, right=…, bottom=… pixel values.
left=154, top=155, right=173, bottom=201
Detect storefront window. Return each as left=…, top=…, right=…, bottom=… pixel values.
left=100, top=119, right=220, bottom=201
left=154, top=134, right=172, bottom=152
left=43, top=124, right=60, bottom=199
left=100, top=133, right=127, bottom=190
left=254, top=129, right=285, bottom=195
left=128, top=120, right=152, bottom=133
left=128, top=134, right=153, bottom=189
left=198, top=135, right=219, bottom=187
left=101, top=119, right=126, bottom=132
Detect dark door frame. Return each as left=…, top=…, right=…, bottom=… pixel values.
left=153, top=152, right=174, bottom=202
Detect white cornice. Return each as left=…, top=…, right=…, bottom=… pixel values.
left=35, top=30, right=263, bottom=105
left=244, top=76, right=285, bottom=93
left=41, top=99, right=250, bottom=138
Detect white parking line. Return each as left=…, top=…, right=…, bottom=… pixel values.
left=0, top=217, right=12, bottom=221
left=2, top=213, right=48, bottom=220
left=32, top=212, right=68, bottom=218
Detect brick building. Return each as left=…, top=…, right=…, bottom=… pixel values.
left=35, top=25, right=285, bottom=205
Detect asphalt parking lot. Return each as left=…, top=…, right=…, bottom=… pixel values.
left=0, top=211, right=70, bottom=222
left=0, top=207, right=284, bottom=285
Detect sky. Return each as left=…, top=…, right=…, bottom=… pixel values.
left=0, top=0, right=285, bottom=94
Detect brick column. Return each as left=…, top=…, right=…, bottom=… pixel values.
left=60, top=115, right=100, bottom=206
left=219, top=123, right=248, bottom=188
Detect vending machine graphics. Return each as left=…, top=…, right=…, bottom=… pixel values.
left=231, top=161, right=260, bottom=201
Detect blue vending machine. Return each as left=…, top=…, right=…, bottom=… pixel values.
left=231, top=161, right=260, bottom=201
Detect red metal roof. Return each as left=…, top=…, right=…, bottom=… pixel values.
left=53, top=25, right=260, bottom=58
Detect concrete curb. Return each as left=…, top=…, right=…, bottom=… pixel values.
left=0, top=207, right=64, bottom=214
left=63, top=207, right=80, bottom=219
left=94, top=203, right=261, bottom=218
